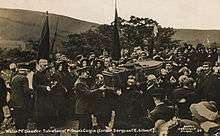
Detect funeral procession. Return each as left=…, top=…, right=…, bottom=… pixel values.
left=0, top=0, right=220, bottom=136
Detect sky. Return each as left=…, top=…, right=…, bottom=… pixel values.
left=0, top=0, right=220, bottom=30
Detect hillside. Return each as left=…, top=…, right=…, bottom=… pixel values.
left=1, top=8, right=220, bottom=49
left=0, top=8, right=99, bottom=49
left=174, top=29, right=220, bottom=47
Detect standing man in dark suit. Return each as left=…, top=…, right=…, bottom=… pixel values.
left=200, top=62, right=220, bottom=110
left=149, top=88, right=175, bottom=123
left=142, top=74, right=158, bottom=112
left=54, top=61, right=75, bottom=125
left=33, top=59, right=53, bottom=129
left=170, top=77, right=199, bottom=119
left=114, top=75, right=153, bottom=136
left=10, top=69, right=31, bottom=136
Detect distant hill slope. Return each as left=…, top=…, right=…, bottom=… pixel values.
left=0, top=8, right=220, bottom=49
left=0, top=8, right=99, bottom=49
left=174, top=29, right=220, bottom=47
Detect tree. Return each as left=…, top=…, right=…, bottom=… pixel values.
left=63, top=16, right=179, bottom=58
left=63, top=25, right=113, bottom=59
left=0, top=48, right=37, bottom=67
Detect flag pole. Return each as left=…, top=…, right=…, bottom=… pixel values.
left=115, top=0, right=117, bottom=11
left=112, top=0, right=121, bottom=61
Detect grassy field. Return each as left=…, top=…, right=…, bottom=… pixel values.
left=0, top=8, right=99, bottom=50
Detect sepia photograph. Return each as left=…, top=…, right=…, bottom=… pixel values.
left=0, top=0, right=220, bottom=135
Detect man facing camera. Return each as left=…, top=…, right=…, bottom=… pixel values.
left=33, top=59, right=53, bottom=129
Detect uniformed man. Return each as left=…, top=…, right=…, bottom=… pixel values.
left=10, top=68, right=31, bottom=135
left=74, top=68, right=98, bottom=136
left=90, top=74, right=117, bottom=136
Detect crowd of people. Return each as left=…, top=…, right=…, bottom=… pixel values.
left=0, top=43, right=220, bottom=136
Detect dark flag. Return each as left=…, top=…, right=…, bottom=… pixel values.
left=112, top=0, right=121, bottom=61
left=51, top=18, right=59, bottom=53
left=38, top=11, right=50, bottom=60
